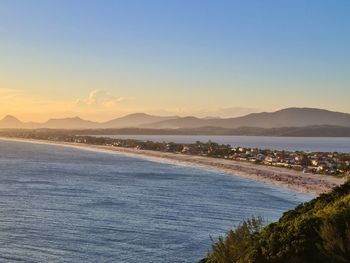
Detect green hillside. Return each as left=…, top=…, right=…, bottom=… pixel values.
left=201, top=180, right=350, bottom=263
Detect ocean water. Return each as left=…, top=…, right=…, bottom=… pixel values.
left=94, top=135, right=350, bottom=153
left=0, top=140, right=311, bottom=262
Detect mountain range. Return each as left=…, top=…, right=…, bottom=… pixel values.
left=1, top=108, right=350, bottom=130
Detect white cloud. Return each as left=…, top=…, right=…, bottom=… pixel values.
left=75, top=90, right=125, bottom=109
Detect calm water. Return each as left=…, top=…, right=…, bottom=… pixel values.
left=95, top=135, right=350, bottom=153
left=0, top=140, right=311, bottom=262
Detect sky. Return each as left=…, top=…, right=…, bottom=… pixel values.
left=0, top=0, right=349, bottom=122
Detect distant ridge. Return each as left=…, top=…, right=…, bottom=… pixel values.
left=72, top=125, right=350, bottom=137
left=43, top=116, right=99, bottom=129
left=1, top=108, right=350, bottom=131
left=0, top=113, right=178, bottom=129
left=101, top=113, right=178, bottom=128
left=144, top=108, right=350, bottom=129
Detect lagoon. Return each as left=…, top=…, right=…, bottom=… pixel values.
left=93, top=135, right=350, bottom=153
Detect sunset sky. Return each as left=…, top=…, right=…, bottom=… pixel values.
left=0, top=0, right=349, bottom=121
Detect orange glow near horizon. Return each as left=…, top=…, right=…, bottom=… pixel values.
left=1, top=1, right=349, bottom=121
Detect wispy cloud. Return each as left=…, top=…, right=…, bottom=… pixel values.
left=75, top=90, right=125, bottom=109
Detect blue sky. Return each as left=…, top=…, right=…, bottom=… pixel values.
left=0, top=0, right=349, bottom=121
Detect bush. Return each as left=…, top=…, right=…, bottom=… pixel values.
left=202, top=181, right=350, bottom=263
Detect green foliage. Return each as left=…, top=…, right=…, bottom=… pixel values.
left=317, top=220, right=350, bottom=262
left=206, top=217, right=264, bottom=263
left=202, top=180, right=350, bottom=263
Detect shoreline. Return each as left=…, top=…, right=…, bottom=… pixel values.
left=0, top=136, right=346, bottom=195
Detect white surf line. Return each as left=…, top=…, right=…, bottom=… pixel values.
left=0, top=137, right=326, bottom=195
left=0, top=137, right=224, bottom=172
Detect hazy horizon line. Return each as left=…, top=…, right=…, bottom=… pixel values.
left=2, top=106, right=350, bottom=123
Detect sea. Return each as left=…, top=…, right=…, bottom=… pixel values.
left=93, top=135, right=350, bottom=153
left=0, top=139, right=311, bottom=262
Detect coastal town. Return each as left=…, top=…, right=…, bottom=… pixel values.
left=2, top=131, right=350, bottom=178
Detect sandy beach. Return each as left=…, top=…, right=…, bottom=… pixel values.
left=0, top=137, right=346, bottom=195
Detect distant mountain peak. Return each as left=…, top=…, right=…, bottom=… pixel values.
left=127, top=113, right=152, bottom=117
left=0, top=115, right=23, bottom=128
left=2, top=115, right=20, bottom=121
left=47, top=116, right=84, bottom=121
left=276, top=107, right=339, bottom=113
left=70, top=116, right=84, bottom=121
left=102, top=113, right=180, bottom=128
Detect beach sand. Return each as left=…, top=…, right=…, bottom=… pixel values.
left=0, top=137, right=346, bottom=195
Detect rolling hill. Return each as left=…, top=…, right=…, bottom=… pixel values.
left=1, top=108, right=350, bottom=131
left=42, top=117, right=100, bottom=129
left=101, top=113, right=178, bottom=128
left=145, top=108, right=350, bottom=129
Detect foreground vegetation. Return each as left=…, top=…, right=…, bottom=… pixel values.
left=201, top=180, right=350, bottom=263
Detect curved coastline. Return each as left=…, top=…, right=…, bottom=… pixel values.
left=0, top=137, right=345, bottom=195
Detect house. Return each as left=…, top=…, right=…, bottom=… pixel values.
left=248, top=157, right=257, bottom=162
left=311, top=160, right=318, bottom=166
left=182, top=146, right=190, bottom=154
left=256, top=153, right=266, bottom=160
left=265, top=156, right=277, bottom=163
left=316, top=165, right=324, bottom=172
